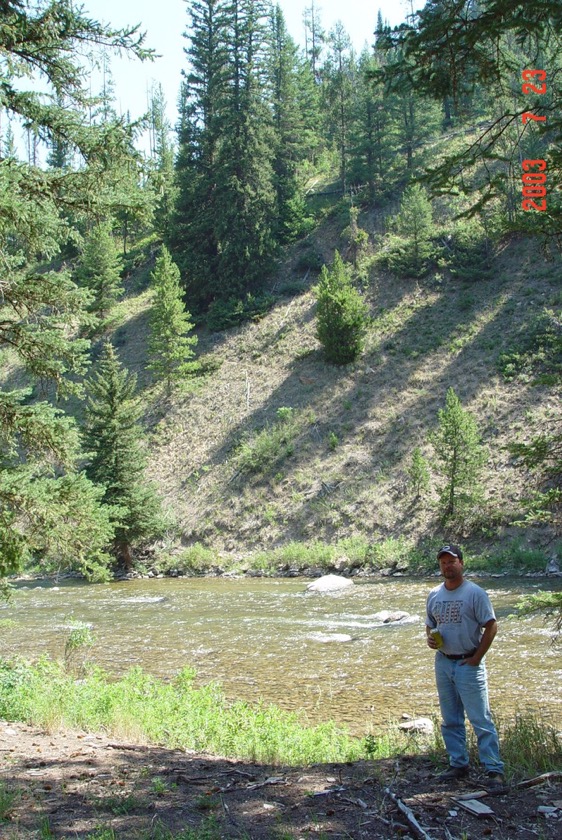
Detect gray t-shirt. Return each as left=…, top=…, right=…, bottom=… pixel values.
left=426, top=579, right=496, bottom=655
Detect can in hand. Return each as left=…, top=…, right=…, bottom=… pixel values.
left=430, top=628, right=444, bottom=649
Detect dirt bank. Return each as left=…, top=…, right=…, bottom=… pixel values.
left=1, top=721, right=561, bottom=839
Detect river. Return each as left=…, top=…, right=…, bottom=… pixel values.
left=1, top=575, right=560, bottom=735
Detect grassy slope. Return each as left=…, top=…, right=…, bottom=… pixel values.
left=114, top=226, right=561, bottom=565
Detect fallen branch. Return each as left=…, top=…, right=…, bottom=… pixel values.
left=384, top=788, right=435, bottom=840
left=107, top=743, right=148, bottom=751
left=246, top=776, right=287, bottom=790
left=516, top=771, right=562, bottom=789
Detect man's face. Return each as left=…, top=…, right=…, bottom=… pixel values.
left=438, top=552, right=464, bottom=582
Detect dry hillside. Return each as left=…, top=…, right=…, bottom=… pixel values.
left=110, top=231, right=561, bottom=562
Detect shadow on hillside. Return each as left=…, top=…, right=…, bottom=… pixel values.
left=189, top=269, right=518, bottom=481
left=152, top=240, right=561, bottom=550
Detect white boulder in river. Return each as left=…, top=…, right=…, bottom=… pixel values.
left=398, top=716, right=435, bottom=736
left=306, top=574, right=354, bottom=593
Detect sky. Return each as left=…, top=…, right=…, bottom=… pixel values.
left=83, top=0, right=411, bottom=125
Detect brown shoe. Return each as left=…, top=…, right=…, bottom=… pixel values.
left=437, top=765, right=470, bottom=781
left=485, top=772, right=506, bottom=790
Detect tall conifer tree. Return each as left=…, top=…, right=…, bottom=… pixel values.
left=172, top=0, right=276, bottom=310
left=149, top=246, right=198, bottom=394
left=0, top=0, right=153, bottom=582
left=83, top=343, right=163, bottom=570
left=76, top=221, right=123, bottom=327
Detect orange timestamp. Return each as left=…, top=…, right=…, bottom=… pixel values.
left=521, top=69, right=547, bottom=212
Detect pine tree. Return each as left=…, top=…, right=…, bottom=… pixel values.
left=147, top=83, right=177, bottom=238
left=303, top=0, right=325, bottom=83
left=0, top=1, right=153, bottom=583
left=431, top=388, right=486, bottom=523
left=76, top=222, right=123, bottom=327
left=391, top=183, right=434, bottom=276
left=408, top=447, right=431, bottom=499
left=172, top=0, right=277, bottom=310
left=348, top=49, right=399, bottom=202
left=149, top=246, right=199, bottom=394
left=267, top=5, right=310, bottom=243
left=83, top=343, right=163, bottom=570
left=169, top=0, right=231, bottom=308
left=212, top=0, right=276, bottom=298
left=323, top=23, right=355, bottom=194
left=315, top=251, right=369, bottom=364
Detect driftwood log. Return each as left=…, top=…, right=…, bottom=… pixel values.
left=384, top=787, right=435, bottom=840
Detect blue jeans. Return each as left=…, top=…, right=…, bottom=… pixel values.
left=435, top=653, right=504, bottom=774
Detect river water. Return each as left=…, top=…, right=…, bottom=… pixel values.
left=1, top=575, right=560, bottom=735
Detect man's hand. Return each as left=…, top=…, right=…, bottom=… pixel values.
left=459, top=654, right=482, bottom=667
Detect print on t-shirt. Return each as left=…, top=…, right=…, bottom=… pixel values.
left=432, top=600, right=463, bottom=624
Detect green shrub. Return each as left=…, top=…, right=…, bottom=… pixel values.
left=315, top=251, right=369, bottom=364
left=0, top=659, right=366, bottom=765
left=442, top=216, right=494, bottom=281
left=499, top=712, right=562, bottom=776
left=236, top=407, right=302, bottom=476
left=387, top=184, right=435, bottom=277
left=364, top=536, right=418, bottom=571
left=294, top=245, right=325, bottom=273
left=206, top=292, right=276, bottom=332
left=498, top=308, right=562, bottom=383
left=174, top=545, right=218, bottom=575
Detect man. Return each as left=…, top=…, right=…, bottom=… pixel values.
left=426, top=545, right=505, bottom=788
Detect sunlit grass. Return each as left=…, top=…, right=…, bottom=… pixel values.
left=0, top=658, right=369, bottom=765
left=1, top=657, right=559, bottom=779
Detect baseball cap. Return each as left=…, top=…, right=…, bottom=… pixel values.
left=437, top=544, right=463, bottom=560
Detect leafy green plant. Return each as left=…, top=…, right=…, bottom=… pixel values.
left=151, top=776, right=168, bottom=796
left=328, top=432, right=339, bottom=451
left=0, top=659, right=365, bottom=765
left=39, top=816, right=56, bottom=838
left=499, top=712, right=562, bottom=776
left=85, top=828, right=117, bottom=840
left=364, top=536, right=417, bottom=571
left=64, top=621, right=95, bottom=673
left=172, top=545, right=218, bottom=576
left=94, top=793, right=145, bottom=816
left=0, top=781, right=16, bottom=821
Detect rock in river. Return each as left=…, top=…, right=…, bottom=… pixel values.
left=306, top=574, right=354, bottom=593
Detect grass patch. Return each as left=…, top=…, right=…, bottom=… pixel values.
left=235, top=407, right=309, bottom=477
left=0, top=660, right=559, bottom=781
left=0, top=658, right=370, bottom=765
left=470, top=539, right=549, bottom=573
left=499, top=711, right=562, bottom=778
left=0, top=781, right=17, bottom=821
left=498, top=308, right=562, bottom=384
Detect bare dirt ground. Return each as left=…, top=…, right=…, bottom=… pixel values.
left=1, top=721, right=561, bottom=839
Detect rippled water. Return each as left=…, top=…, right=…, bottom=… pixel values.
left=1, top=576, right=560, bottom=734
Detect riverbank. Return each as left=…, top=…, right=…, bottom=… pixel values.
left=2, top=719, right=562, bottom=840
left=11, top=531, right=561, bottom=586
